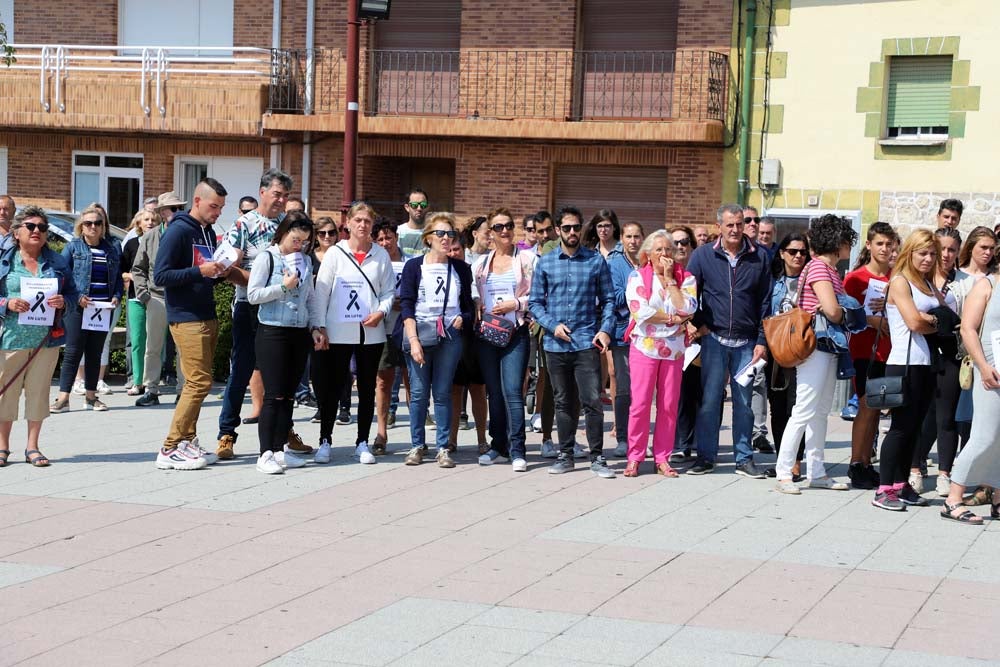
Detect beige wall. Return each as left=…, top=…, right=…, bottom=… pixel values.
left=765, top=0, right=995, bottom=194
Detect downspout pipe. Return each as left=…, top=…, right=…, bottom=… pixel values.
left=301, top=0, right=315, bottom=208
left=737, top=0, right=757, bottom=206
left=342, top=0, right=360, bottom=218
left=270, top=0, right=281, bottom=169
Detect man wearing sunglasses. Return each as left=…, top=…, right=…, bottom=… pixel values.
left=397, top=188, right=430, bottom=255
left=685, top=204, right=772, bottom=479
left=529, top=206, right=616, bottom=479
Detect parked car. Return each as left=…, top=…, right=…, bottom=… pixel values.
left=15, top=208, right=128, bottom=246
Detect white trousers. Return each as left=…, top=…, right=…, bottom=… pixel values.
left=775, top=349, right=837, bottom=481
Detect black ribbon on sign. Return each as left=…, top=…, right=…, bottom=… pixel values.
left=347, top=289, right=360, bottom=311
left=90, top=308, right=103, bottom=322
left=30, top=291, right=46, bottom=313
left=435, top=276, right=445, bottom=295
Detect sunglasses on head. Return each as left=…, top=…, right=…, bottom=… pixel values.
left=744, top=216, right=760, bottom=224
left=430, top=229, right=457, bottom=239
left=23, top=222, right=49, bottom=233
left=560, top=223, right=582, bottom=233
left=82, top=219, right=104, bottom=227
left=490, top=222, right=515, bottom=232
left=784, top=248, right=808, bottom=256
left=673, top=238, right=692, bottom=247
left=408, top=201, right=428, bottom=209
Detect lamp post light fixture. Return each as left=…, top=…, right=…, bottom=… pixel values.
left=358, top=0, right=391, bottom=20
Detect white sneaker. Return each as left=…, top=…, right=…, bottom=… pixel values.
left=908, top=471, right=925, bottom=494
left=190, top=438, right=218, bottom=465
left=97, top=380, right=113, bottom=395
left=355, top=442, right=376, bottom=464
left=274, top=450, right=287, bottom=469
left=512, top=458, right=527, bottom=472
left=314, top=439, right=332, bottom=464
left=257, top=451, right=284, bottom=474
left=530, top=414, right=542, bottom=433
left=478, top=449, right=508, bottom=466
left=808, top=476, right=849, bottom=491
left=540, top=440, right=558, bottom=459
left=283, top=450, right=307, bottom=469
left=72, top=380, right=86, bottom=395
left=573, top=442, right=588, bottom=459
left=155, top=441, right=208, bottom=470
left=936, top=473, right=952, bottom=497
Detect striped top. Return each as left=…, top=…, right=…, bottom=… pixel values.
left=88, top=246, right=112, bottom=301
left=798, top=259, right=844, bottom=315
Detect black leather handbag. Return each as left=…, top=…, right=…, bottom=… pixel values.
left=865, top=323, right=910, bottom=409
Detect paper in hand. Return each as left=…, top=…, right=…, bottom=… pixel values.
left=212, top=241, right=239, bottom=269
left=17, top=277, right=58, bottom=327
left=864, top=280, right=888, bottom=316
left=81, top=301, right=115, bottom=332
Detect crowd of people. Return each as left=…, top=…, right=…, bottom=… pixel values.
left=1, top=174, right=999, bottom=523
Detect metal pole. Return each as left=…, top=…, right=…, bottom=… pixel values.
left=737, top=0, right=757, bottom=205
left=342, top=0, right=360, bottom=218
left=272, top=0, right=282, bottom=49
left=305, top=0, right=316, bottom=114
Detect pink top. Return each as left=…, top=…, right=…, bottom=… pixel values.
left=798, top=259, right=845, bottom=314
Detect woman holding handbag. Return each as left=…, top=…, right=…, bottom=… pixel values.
left=472, top=207, right=536, bottom=471
left=872, top=229, right=942, bottom=512
left=397, top=213, right=474, bottom=468
left=774, top=214, right=857, bottom=494
left=0, top=207, right=78, bottom=467
left=622, top=230, right=698, bottom=477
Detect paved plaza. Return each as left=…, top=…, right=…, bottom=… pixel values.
left=0, top=382, right=998, bottom=666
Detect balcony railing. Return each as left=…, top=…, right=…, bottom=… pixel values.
left=268, top=47, right=342, bottom=114
left=269, top=48, right=728, bottom=122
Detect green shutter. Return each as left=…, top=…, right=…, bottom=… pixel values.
left=886, top=56, right=952, bottom=128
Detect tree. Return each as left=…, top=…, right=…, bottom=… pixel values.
left=0, top=15, right=14, bottom=66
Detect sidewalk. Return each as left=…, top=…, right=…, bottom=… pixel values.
left=0, top=383, right=997, bottom=666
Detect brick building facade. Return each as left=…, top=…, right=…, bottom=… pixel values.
left=0, top=0, right=733, bottom=232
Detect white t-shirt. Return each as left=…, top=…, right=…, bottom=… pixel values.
left=886, top=279, right=945, bottom=366
left=484, top=270, right=517, bottom=323
left=415, top=263, right=460, bottom=324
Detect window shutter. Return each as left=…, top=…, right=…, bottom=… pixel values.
left=886, top=56, right=952, bottom=128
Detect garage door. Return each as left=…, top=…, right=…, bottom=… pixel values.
left=553, top=165, right=667, bottom=230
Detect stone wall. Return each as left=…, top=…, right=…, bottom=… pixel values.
left=878, top=191, right=1000, bottom=237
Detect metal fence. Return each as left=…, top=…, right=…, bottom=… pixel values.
left=268, top=48, right=342, bottom=114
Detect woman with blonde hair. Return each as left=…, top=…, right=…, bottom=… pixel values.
left=873, top=229, right=946, bottom=511
left=120, top=208, right=160, bottom=397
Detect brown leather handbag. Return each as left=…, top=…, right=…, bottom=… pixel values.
left=763, top=268, right=815, bottom=367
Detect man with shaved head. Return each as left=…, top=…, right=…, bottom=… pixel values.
left=153, top=178, right=230, bottom=471
left=0, top=195, right=16, bottom=251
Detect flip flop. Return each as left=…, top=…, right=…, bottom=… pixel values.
left=0, top=450, right=9, bottom=467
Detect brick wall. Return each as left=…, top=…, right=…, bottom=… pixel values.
left=677, top=0, right=734, bottom=50
left=666, top=146, right=725, bottom=226
left=14, top=0, right=118, bottom=45
left=233, top=0, right=274, bottom=48
left=459, top=0, right=577, bottom=49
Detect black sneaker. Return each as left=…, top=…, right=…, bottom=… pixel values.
left=310, top=410, right=321, bottom=424
left=899, top=484, right=930, bottom=507
left=865, top=464, right=880, bottom=487
left=337, top=408, right=351, bottom=425
left=296, top=394, right=317, bottom=408
left=686, top=459, right=715, bottom=475
left=752, top=435, right=774, bottom=454
left=735, top=461, right=766, bottom=479
left=135, top=391, right=160, bottom=407
left=849, top=462, right=875, bottom=490
left=548, top=454, right=574, bottom=475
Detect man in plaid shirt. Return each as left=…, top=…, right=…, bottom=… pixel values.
left=529, top=206, right=616, bottom=478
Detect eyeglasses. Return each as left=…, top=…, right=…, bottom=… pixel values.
left=430, top=229, right=457, bottom=239
left=744, top=216, right=760, bottom=224
left=239, top=208, right=255, bottom=214
left=316, top=229, right=337, bottom=237
left=82, top=220, right=104, bottom=227
left=784, top=248, right=808, bottom=256
left=673, top=238, right=692, bottom=247
left=408, top=201, right=428, bottom=209
left=596, top=223, right=613, bottom=230
left=560, top=224, right=582, bottom=233
left=490, top=222, right=515, bottom=232
left=524, top=226, right=535, bottom=232
left=23, top=222, right=49, bottom=233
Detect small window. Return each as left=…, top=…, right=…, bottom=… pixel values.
left=105, top=156, right=144, bottom=169
left=74, top=154, right=101, bottom=167
left=886, top=55, right=952, bottom=139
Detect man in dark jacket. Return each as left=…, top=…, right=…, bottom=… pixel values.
left=152, top=178, right=229, bottom=471
left=685, top=203, right=772, bottom=478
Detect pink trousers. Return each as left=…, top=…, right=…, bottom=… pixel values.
left=627, top=347, right=684, bottom=463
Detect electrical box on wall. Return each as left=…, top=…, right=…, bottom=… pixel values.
left=760, top=159, right=782, bottom=188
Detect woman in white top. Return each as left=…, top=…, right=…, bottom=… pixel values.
left=874, top=229, right=944, bottom=512
left=311, top=202, right=395, bottom=465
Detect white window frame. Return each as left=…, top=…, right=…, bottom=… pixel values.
left=174, top=156, right=210, bottom=204
left=71, top=151, right=145, bottom=214
left=762, top=207, right=863, bottom=268
left=0, top=147, right=8, bottom=195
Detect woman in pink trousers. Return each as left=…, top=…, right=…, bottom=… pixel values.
left=623, top=228, right=699, bottom=477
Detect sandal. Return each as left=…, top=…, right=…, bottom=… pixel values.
left=371, top=434, right=387, bottom=456
left=656, top=462, right=679, bottom=478
left=941, top=501, right=983, bottom=525
left=963, top=486, right=993, bottom=507
left=0, top=450, right=9, bottom=467
left=24, top=449, right=50, bottom=467
left=127, top=385, right=144, bottom=396
left=623, top=461, right=640, bottom=477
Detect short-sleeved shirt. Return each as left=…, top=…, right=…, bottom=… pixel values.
left=224, top=210, right=279, bottom=301
left=798, top=259, right=844, bottom=315
left=397, top=225, right=427, bottom=255
left=844, top=265, right=891, bottom=362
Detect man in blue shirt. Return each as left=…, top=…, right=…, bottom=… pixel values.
left=529, top=206, right=616, bottom=478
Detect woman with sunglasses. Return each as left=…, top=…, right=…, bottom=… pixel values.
left=472, top=207, right=537, bottom=471
left=313, top=202, right=396, bottom=465
left=51, top=203, right=123, bottom=414
left=248, top=211, right=321, bottom=474
left=308, top=216, right=350, bottom=425
left=397, top=213, right=474, bottom=468
left=0, top=207, right=78, bottom=467
left=446, top=241, right=489, bottom=454
left=762, top=233, right=811, bottom=481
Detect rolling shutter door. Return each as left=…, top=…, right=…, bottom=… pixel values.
left=554, top=165, right=667, bottom=231
left=581, top=0, right=678, bottom=51
left=886, top=56, right=952, bottom=129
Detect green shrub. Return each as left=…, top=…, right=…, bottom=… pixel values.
left=213, top=282, right=235, bottom=380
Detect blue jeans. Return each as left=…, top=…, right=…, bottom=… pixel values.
left=218, top=300, right=258, bottom=440
left=406, top=336, right=464, bottom=450
left=696, top=335, right=755, bottom=465
left=477, top=325, right=530, bottom=460
left=390, top=369, right=403, bottom=413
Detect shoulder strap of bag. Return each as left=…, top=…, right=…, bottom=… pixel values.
left=335, top=245, right=378, bottom=300
left=442, top=258, right=453, bottom=318
left=0, top=330, right=51, bottom=398
left=266, top=249, right=275, bottom=285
